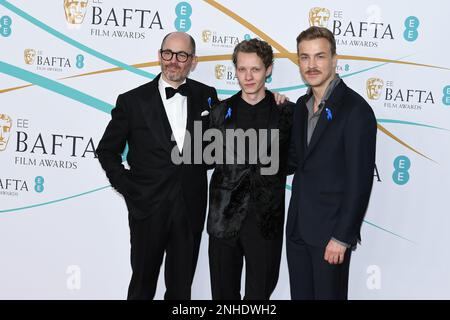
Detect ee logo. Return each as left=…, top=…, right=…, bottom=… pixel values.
left=442, top=86, right=450, bottom=106
left=392, top=156, right=410, bottom=185
left=76, top=54, right=85, bottom=69
left=175, top=2, right=192, bottom=32
left=1, top=15, right=12, bottom=37
left=35, top=176, right=45, bottom=193
left=404, top=16, right=419, bottom=42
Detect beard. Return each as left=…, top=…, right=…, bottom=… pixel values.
left=163, top=64, right=187, bottom=82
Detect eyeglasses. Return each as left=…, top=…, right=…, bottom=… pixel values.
left=160, top=49, right=193, bottom=63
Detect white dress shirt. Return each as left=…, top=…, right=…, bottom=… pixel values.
left=158, top=77, right=187, bottom=152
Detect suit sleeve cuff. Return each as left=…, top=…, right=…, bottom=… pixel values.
left=331, top=237, right=352, bottom=248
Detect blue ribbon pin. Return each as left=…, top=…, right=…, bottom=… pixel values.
left=325, top=107, right=332, bottom=121
left=225, top=107, right=232, bottom=119
left=208, top=97, right=212, bottom=108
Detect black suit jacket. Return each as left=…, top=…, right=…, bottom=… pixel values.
left=96, top=74, right=218, bottom=233
left=207, top=92, right=294, bottom=240
left=287, top=80, right=377, bottom=247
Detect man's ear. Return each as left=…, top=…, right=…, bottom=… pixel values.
left=266, top=64, right=273, bottom=78
left=190, top=55, right=198, bottom=72
left=332, top=54, right=338, bottom=71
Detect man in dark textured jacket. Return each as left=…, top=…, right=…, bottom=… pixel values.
left=207, top=39, right=294, bottom=300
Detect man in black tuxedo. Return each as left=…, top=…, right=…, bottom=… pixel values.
left=286, top=26, right=377, bottom=300
left=96, top=32, right=218, bottom=300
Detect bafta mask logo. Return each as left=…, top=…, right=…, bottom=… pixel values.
left=367, top=78, right=384, bottom=100
left=215, top=64, right=226, bottom=80
left=24, top=49, right=36, bottom=65
left=0, top=114, right=12, bottom=152
left=309, top=7, right=331, bottom=28
left=202, top=30, right=212, bottom=43
left=64, top=0, right=89, bottom=25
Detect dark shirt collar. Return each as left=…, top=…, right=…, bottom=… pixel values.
left=306, top=74, right=341, bottom=116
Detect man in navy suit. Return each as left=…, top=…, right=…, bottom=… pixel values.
left=286, top=26, right=377, bottom=300
left=97, top=32, right=218, bottom=300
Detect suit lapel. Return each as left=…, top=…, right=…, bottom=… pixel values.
left=303, top=81, right=346, bottom=161
left=140, top=74, right=177, bottom=152
left=182, top=81, right=195, bottom=155
left=294, top=96, right=309, bottom=166
left=304, top=105, right=331, bottom=159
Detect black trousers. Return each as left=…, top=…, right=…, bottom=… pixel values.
left=127, top=197, right=201, bottom=300
left=208, top=211, right=283, bottom=300
left=286, top=236, right=352, bottom=300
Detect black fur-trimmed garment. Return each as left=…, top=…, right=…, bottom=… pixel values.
left=207, top=91, right=293, bottom=240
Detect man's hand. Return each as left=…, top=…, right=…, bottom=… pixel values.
left=324, top=239, right=347, bottom=265
left=273, top=92, right=289, bottom=105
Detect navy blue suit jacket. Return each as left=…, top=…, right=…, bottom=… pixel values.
left=287, top=80, right=377, bottom=247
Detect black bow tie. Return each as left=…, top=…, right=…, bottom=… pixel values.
left=165, top=84, right=190, bottom=99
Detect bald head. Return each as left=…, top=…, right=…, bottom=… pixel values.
left=160, top=32, right=196, bottom=55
